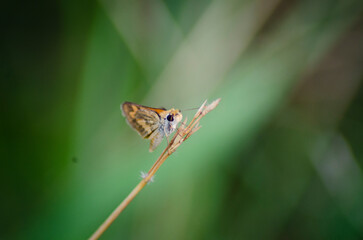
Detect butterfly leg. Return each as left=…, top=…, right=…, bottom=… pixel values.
left=163, top=128, right=173, bottom=154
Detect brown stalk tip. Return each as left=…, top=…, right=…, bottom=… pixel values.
left=202, top=98, right=221, bottom=115
left=194, top=100, right=208, bottom=118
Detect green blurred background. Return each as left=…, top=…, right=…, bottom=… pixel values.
left=2, top=0, right=363, bottom=239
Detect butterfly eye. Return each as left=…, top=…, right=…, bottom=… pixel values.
left=167, top=114, right=174, bottom=121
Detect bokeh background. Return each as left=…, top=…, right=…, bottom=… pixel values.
left=2, top=0, right=363, bottom=239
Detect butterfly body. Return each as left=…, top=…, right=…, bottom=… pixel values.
left=121, top=102, right=182, bottom=152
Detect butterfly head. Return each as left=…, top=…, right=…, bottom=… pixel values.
left=162, top=108, right=182, bottom=135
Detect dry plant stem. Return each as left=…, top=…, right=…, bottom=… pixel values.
left=89, top=180, right=148, bottom=240
left=89, top=98, right=221, bottom=240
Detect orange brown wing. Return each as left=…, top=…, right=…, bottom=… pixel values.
left=121, top=102, right=163, bottom=138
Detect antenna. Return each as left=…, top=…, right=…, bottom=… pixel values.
left=180, top=107, right=199, bottom=112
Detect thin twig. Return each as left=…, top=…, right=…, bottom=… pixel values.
left=89, top=98, right=221, bottom=240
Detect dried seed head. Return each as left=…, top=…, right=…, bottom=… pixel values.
left=202, top=98, right=221, bottom=115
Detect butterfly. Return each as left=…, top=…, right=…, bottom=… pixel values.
left=121, top=102, right=183, bottom=152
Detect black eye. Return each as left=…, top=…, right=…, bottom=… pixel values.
left=167, top=114, right=174, bottom=121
